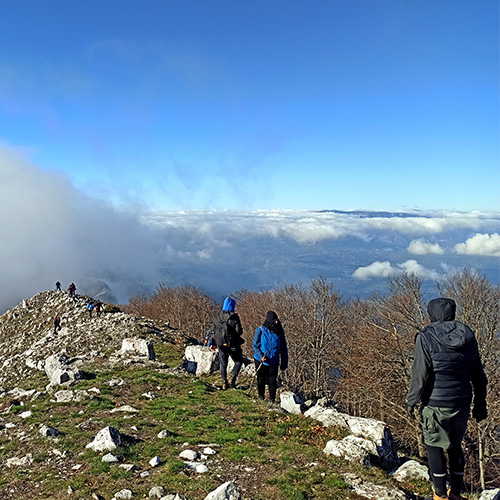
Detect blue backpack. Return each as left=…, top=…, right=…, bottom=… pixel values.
left=260, top=326, right=281, bottom=364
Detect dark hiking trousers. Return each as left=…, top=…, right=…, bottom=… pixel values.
left=219, top=348, right=243, bottom=383
left=254, top=360, right=279, bottom=402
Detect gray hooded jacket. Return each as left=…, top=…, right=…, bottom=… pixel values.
left=406, top=298, right=487, bottom=409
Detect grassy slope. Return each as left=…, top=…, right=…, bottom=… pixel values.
left=0, top=342, right=431, bottom=500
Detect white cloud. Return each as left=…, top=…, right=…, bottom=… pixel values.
left=408, top=239, right=444, bottom=255
left=353, top=259, right=441, bottom=281
left=353, top=261, right=394, bottom=280
left=455, top=233, right=500, bottom=257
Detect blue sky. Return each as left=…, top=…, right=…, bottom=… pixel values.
left=1, top=0, right=498, bottom=211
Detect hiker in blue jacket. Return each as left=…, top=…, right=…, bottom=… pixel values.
left=253, top=311, right=288, bottom=403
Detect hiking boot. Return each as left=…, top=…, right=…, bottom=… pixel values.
left=230, top=377, right=237, bottom=389
left=448, top=490, right=467, bottom=500
left=222, top=381, right=228, bottom=391
left=433, top=493, right=447, bottom=500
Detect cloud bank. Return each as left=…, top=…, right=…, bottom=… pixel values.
left=0, top=144, right=499, bottom=312
left=455, top=233, right=500, bottom=257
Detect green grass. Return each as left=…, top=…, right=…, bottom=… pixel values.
left=0, top=360, right=421, bottom=500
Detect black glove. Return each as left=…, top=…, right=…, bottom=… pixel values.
left=473, top=401, right=487, bottom=422
left=406, top=403, right=415, bottom=420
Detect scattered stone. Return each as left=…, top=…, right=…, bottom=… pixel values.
left=39, top=424, right=60, bottom=437
left=113, top=489, right=133, bottom=500
left=108, top=378, right=126, bottom=386
left=88, top=387, right=101, bottom=394
left=102, top=453, right=119, bottom=463
left=92, top=494, right=105, bottom=500
left=203, top=481, right=240, bottom=500
left=392, top=459, right=429, bottom=482
left=185, top=461, right=209, bottom=473
left=6, top=453, right=33, bottom=467
left=142, top=391, right=155, bottom=399
left=119, top=464, right=139, bottom=472
left=149, top=456, right=161, bottom=467
left=342, top=473, right=406, bottom=499
left=140, top=471, right=151, bottom=478
left=110, top=405, right=139, bottom=413
left=179, top=449, right=199, bottom=461
left=183, top=345, right=218, bottom=375
left=19, top=410, right=32, bottom=419
left=203, top=447, right=217, bottom=455
left=157, top=429, right=171, bottom=438
left=67, top=485, right=74, bottom=494
left=479, top=489, right=500, bottom=500
left=86, top=426, right=122, bottom=452
left=52, top=389, right=91, bottom=403
left=149, top=486, right=166, bottom=498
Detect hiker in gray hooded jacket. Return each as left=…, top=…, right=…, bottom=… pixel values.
left=212, top=297, right=244, bottom=390
left=406, top=298, right=487, bottom=500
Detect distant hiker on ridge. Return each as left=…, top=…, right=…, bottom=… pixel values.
left=252, top=311, right=288, bottom=404
left=55, top=281, right=62, bottom=291
left=86, top=301, right=94, bottom=318
left=211, top=297, right=244, bottom=390
left=406, top=298, right=488, bottom=500
left=67, top=283, right=76, bottom=297
left=95, top=300, right=103, bottom=318
left=53, top=314, right=61, bottom=334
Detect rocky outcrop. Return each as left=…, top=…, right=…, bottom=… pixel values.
left=305, top=401, right=398, bottom=467
left=0, top=290, right=179, bottom=387
left=86, top=426, right=122, bottom=452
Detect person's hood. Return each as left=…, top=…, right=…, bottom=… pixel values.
left=222, top=297, right=235, bottom=312
left=425, top=320, right=474, bottom=350
left=427, top=298, right=456, bottom=322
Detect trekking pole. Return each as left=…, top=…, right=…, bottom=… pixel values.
left=247, top=351, right=268, bottom=395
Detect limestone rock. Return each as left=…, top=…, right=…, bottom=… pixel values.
left=179, top=449, right=199, bottom=461
left=280, top=391, right=306, bottom=414
left=149, top=456, right=161, bottom=467
left=392, top=459, right=429, bottom=482
left=324, top=437, right=371, bottom=466
left=6, top=453, right=33, bottom=467
left=479, top=490, right=500, bottom=500
left=157, top=429, right=172, bottom=438
left=306, top=403, right=398, bottom=466
left=119, top=338, right=156, bottom=360
left=203, top=481, right=240, bottom=500
left=183, top=346, right=218, bottom=375
left=185, top=461, right=209, bottom=473
left=149, top=486, right=166, bottom=498
left=44, top=353, right=85, bottom=388
left=113, top=489, right=133, bottom=500
left=102, top=453, right=119, bottom=463
left=52, top=389, right=91, bottom=403
left=343, top=473, right=406, bottom=499
left=39, top=424, right=60, bottom=437
left=86, top=426, right=121, bottom=452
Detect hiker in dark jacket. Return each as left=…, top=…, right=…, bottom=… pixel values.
left=212, top=297, right=244, bottom=390
left=95, top=300, right=103, bottom=318
left=253, top=311, right=288, bottom=403
left=53, top=314, right=61, bottom=334
left=55, top=281, right=62, bottom=291
left=406, top=298, right=488, bottom=500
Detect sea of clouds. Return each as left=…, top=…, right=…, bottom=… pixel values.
left=1, top=144, right=499, bottom=313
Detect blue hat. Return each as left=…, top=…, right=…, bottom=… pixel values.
left=222, top=297, right=236, bottom=312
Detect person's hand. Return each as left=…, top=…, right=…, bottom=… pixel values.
left=473, top=402, right=487, bottom=422
left=210, top=345, right=216, bottom=351
left=406, top=404, right=415, bottom=420
left=261, top=356, right=266, bottom=362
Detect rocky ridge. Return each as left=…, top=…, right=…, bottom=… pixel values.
left=0, top=290, right=179, bottom=387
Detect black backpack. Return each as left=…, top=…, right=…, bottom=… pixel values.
left=212, top=312, right=243, bottom=349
